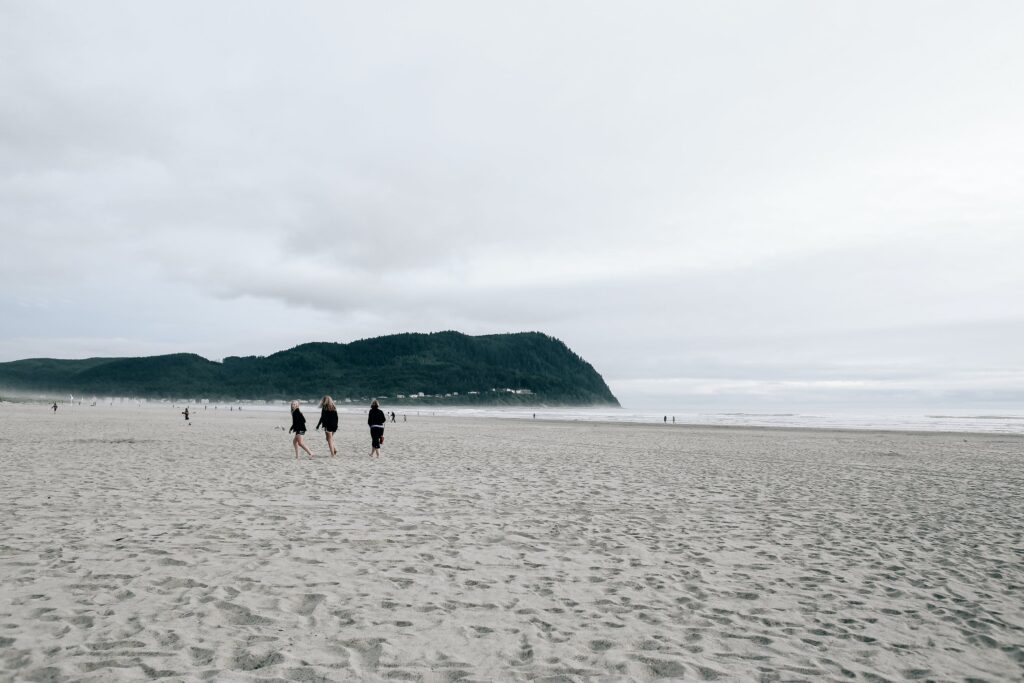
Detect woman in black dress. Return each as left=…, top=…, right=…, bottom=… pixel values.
left=368, top=399, right=386, bottom=459
left=289, top=401, right=315, bottom=459
left=316, top=396, right=339, bottom=457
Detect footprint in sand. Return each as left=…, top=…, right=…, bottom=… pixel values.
left=231, top=648, right=283, bottom=671
left=634, top=656, right=688, bottom=679
left=341, top=638, right=384, bottom=675
left=331, top=609, right=356, bottom=626
left=215, top=600, right=272, bottom=626
left=291, top=593, right=325, bottom=616
left=189, top=646, right=215, bottom=666
left=510, top=634, right=534, bottom=665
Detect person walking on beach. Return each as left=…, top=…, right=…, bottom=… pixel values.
left=182, top=406, right=190, bottom=421
left=289, top=401, right=315, bottom=459
left=316, top=396, right=339, bottom=457
left=52, top=402, right=58, bottom=413
left=368, top=399, right=386, bottom=459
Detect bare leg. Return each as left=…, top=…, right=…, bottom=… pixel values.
left=297, top=435, right=314, bottom=458
left=326, top=432, right=337, bottom=456
left=293, top=435, right=300, bottom=459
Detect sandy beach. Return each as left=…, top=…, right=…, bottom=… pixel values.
left=1, top=402, right=1022, bottom=682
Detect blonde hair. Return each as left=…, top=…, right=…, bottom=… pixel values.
left=320, top=396, right=336, bottom=411
left=290, top=400, right=300, bottom=411
left=370, top=399, right=379, bottom=408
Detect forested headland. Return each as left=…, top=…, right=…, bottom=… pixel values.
left=0, top=332, right=619, bottom=405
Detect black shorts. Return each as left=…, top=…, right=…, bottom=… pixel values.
left=370, top=426, right=384, bottom=448
left=294, top=430, right=306, bottom=436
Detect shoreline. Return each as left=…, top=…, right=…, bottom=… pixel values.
left=7, top=398, right=1024, bottom=437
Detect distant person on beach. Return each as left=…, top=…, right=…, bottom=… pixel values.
left=289, top=401, right=315, bottom=459
left=368, top=399, right=386, bottom=459
left=316, top=396, right=339, bottom=457
left=182, top=407, right=190, bottom=421
left=52, top=402, right=58, bottom=413
left=390, top=411, right=396, bottom=423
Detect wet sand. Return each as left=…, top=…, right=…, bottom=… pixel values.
left=1, top=402, right=1022, bottom=681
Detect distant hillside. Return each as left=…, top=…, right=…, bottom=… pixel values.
left=0, top=332, right=619, bottom=406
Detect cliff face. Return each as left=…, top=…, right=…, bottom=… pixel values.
left=0, top=331, right=619, bottom=405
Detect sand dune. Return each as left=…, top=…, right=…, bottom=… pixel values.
left=1, top=402, right=1022, bottom=681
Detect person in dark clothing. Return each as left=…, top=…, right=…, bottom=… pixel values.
left=368, top=399, right=386, bottom=458
left=289, top=400, right=315, bottom=459
left=390, top=411, right=396, bottom=423
left=182, top=407, right=190, bottom=421
left=316, top=395, right=339, bottom=457
left=52, top=402, right=58, bottom=413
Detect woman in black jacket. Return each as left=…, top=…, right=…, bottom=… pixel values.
left=316, top=396, right=339, bottom=457
left=368, top=399, right=386, bottom=459
left=289, top=401, right=315, bottom=459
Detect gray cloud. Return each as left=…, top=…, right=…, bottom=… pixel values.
left=2, top=2, right=1023, bottom=408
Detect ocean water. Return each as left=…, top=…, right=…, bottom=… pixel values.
left=333, top=405, right=1024, bottom=435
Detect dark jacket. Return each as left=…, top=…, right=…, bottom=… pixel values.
left=368, top=407, right=386, bottom=427
left=290, top=409, right=307, bottom=433
left=316, top=409, right=338, bottom=432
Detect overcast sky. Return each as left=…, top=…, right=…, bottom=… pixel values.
left=2, top=1, right=1022, bottom=409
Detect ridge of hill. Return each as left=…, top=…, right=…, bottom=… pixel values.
left=0, top=332, right=619, bottom=405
